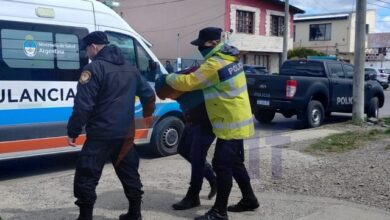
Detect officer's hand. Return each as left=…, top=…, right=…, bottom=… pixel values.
left=67, top=137, right=77, bottom=147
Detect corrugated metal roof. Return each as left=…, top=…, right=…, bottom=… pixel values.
left=295, top=13, right=350, bottom=21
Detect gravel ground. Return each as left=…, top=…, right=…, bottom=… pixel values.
left=250, top=123, right=390, bottom=211
left=0, top=123, right=389, bottom=219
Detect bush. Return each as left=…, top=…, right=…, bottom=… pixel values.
left=288, top=47, right=326, bottom=59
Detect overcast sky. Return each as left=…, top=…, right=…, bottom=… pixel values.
left=289, top=0, right=390, bottom=33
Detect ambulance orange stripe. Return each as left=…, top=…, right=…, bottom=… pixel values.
left=0, top=129, right=149, bottom=154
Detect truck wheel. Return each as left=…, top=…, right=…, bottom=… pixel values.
left=367, top=97, right=379, bottom=118
left=150, top=116, right=184, bottom=157
left=254, top=110, right=275, bottom=123
left=303, top=100, right=324, bottom=128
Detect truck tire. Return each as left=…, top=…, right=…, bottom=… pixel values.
left=367, top=97, right=379, bottom=118
left=254, top=110, right=275, bottom=123
left=303, top=100, right=324, bottom=128
left=150, top=116, right=184, bottom=157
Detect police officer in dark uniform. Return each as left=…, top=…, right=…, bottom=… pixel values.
left=67, top=31, right=155, bottom=220
left=155, top=67, right=217, bottom=210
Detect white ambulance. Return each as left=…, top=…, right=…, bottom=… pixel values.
left=0, top=0, right=184, bottom=160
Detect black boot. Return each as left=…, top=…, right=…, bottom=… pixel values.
left=207, top=179, right=217, bottom=200
left=227, top=197, right=259, bottom=212
left=172, top=188, right=200, bottom=210
left=76, top=204, right=93, bottom=220
left=119, top=199, right=142, bottom=220
left=194, top=208, right=228, bottom=220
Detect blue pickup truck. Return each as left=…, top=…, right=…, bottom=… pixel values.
left=246, top=60, right=385, bottom=128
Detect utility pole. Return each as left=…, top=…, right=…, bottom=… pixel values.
left=282, top=0, right=289, bottom=63
left=353, top=0, right=366, bottom=121
left=176, top=33, right=181, bottom=71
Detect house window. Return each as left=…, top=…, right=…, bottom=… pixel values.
left=236, top=10, right=254, bottom=34
left=309, top=23, right=331, bottom=41
left=241, top=54, right=248, bottom=64
left=270, top=15, right=284, bottom=36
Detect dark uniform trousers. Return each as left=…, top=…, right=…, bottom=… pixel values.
left=74, top=138, right=143, bottom=206
left=212, top=138, right=254, bottom=213
left=177, top=123, right=216, bottom=193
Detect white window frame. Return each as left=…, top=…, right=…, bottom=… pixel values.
left=230, top=4, right=260, bottom=35
left=266, top=10, right=289, bottom=37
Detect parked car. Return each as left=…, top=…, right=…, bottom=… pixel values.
left=364, top=67, right=389, bottom=89
left=243, top=65, right=268, bottom=74
left=246, top=60, right=385, bottom=128
left=379, top=68, right=390, bottom=83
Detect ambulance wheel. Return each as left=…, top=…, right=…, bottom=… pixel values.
left=151, top=116, right=184, bottom=157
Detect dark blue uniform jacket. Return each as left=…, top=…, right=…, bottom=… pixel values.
left=67, top=45, right=155, bottom=140
left=155, top=69, right=210, bottom=127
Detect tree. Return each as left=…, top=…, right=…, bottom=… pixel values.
left=288, top=47, right=326, bottom=59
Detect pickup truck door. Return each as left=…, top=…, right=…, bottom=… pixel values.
left=328, top=62, right=353, bottom=112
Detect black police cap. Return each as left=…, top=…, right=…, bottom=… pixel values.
left=191, top=27, right=223, bottom=46
left=80, top=31, right=110, bottom=50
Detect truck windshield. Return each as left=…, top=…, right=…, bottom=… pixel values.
left=280, top=61, right=325, bottom=77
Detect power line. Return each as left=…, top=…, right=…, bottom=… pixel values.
left=368, top=1, right=390, bottom=9
left=141, top=13, right=225, bottom=33
left=131, top=1, right=222, bottom=34
left=375, top=0, right=390, bottom=5
left=120, top=0, right=186, bottom=10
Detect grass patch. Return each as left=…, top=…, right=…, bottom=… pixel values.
left=306, top=129, right=385, bottom=153
left=383, top=117, right=390, bottom=125
left=350, top=118, right=365, bottom=126
left=386, top=145, right=390, bottom=150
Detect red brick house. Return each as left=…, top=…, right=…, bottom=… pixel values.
left=115, top=0, right=303, bottom=73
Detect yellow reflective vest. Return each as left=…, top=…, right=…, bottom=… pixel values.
left=166, top=43, right=254, bottom=140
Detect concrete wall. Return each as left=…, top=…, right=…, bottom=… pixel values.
left=116, top=0, right=225, bottom=60
left=294, top=18, right=351, bottom=54
left=293, top=10, right=376, bottom=60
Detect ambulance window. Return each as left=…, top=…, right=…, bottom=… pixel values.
left=135, top=41, right=156, bottom=82
left=105, top=31, right=136, bottom=66
left=1, top=29, right=55, bottom=69
left=55, top=34, right=80, bottom=69
left=0, top=21, right=88, bottom=81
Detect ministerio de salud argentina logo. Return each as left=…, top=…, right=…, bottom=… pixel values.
left=23, top=35, right=37, bottom=57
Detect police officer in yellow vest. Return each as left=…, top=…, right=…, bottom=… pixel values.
left=166, top=27, right=259, bottom=220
